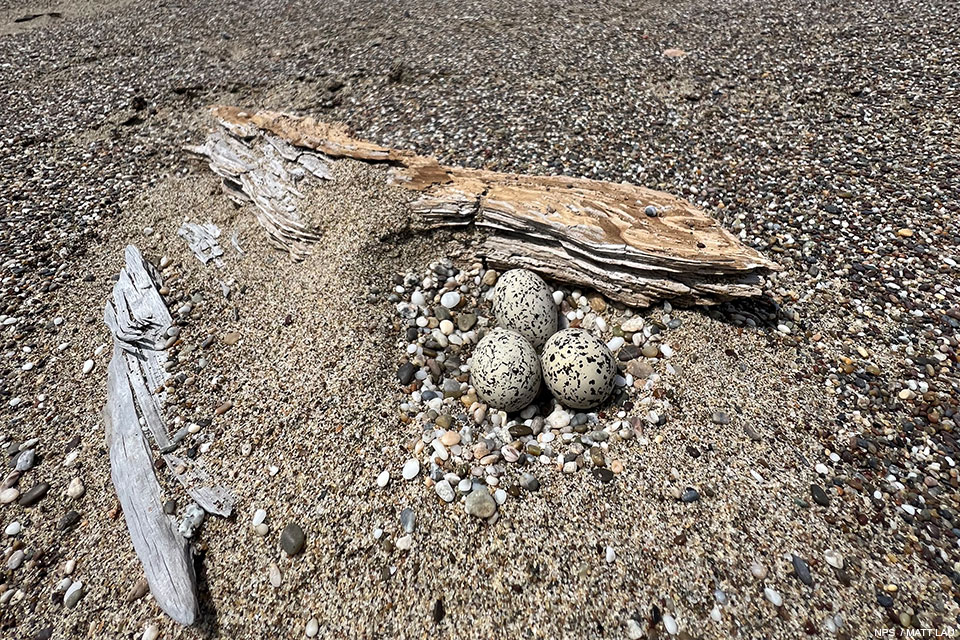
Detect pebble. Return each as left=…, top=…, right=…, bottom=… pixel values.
left=401, top=458, right=420, bottom=480
left=792, top=554, right=813, bottom=586
left=376, top=470, right=390, bottom=487
left=763, top=587, right=783, bottom=607
left=680, top=487, right=700, bottom=503
left=66, top=477, right=85, bottom=499
left=395, top=534, right=413, bottom=551
left=82, top=359, right=94, bottom=375
left=810, top=484, right=831, bottom=507
left=64, top=581, right=85, bottom=608
left=280, top=523, right=305, bottom=556
left=824, top=549, right=843, bottom=569
left=305, top=618, right=319, bottom=637
left=439, top=291, right=461, bottom=309
left=7, top=549, right=25, bottom=570
left=435, top=480, right=455, bottom=503
left=464, top=489, right=497, bottom=518
left=710, top=411, right=731, bottom=425
left=0, top=488, right=19, bottom=503
left=5, top=521, right=21, bottom=536
left=268, top=563, right=282, bottom=587
left=14, top=449, right=35, bottom=471
left=400, top=508, right=416, bottom=532
left=252, top=508, right=267, bottom=527
left=604, top=546, right=616, bottom=563
left=663, top=613, right=678, bottom=635
left=142, top=624, right=159, bottom=640
left=18, top=481, right=50, bottom=506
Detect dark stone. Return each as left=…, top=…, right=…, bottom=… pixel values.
left=508, top=425, right=532, bottom=438
left=519, top=473, right=540, bottom=492
left=686, top=445, right=701, bottom=458
left=280, top=522, right=305, bottom=556
left=456, top=313, right=477, bottom=332
left=19, top=481, right=50, bottom=507
left=592, top=468, right=614, bottom=484
left=877, top=593, right=894, bottom=608
left=792, top=554, right=813, bottom=586
left=810, top=484, right=831, bottom=507
left=57, top=510, right=81, bottom=531
left=163, top=499, right=177, bottom=515
left=397, top=362, right=416, bottom=385
left=681, top=487, right=701, bottom=503
left=618, top=345, right=641, bottom=361
left=34, top=627, right=53, bottom=640
left=432, top=598, right=445, bottom=624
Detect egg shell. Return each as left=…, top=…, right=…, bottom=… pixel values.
left=541, top=328, right=617, bottom=409
left=470, top=328, right=541, bottom=412
left=492, top=269, right=558, bottom=350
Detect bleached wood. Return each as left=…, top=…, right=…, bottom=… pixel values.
left=195, top=106, right=779, bottom=306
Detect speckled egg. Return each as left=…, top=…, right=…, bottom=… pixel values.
left=470, top=328, right=541, bottom=412
left=541, top=329, right=617, bottom=409
left=492, top=269, right=558, bottom=350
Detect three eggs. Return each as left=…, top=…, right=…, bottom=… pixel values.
left=471, top=269, right=618, bottom=412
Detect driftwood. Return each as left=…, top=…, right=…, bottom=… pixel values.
left=178, top=221, right=224, bottom=265
left=192, top=106, right=779, bottom=306
left=103, top=245, right=235, bottom=625
left=185, top=124, right=328, bottom=260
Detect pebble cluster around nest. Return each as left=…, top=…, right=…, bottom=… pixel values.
left=388, top=259, right=679, bottom=520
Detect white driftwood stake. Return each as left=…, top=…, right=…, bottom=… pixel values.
left=103, top=245, right=234, bottom=625
left=191, top=106, right=779, bottom=307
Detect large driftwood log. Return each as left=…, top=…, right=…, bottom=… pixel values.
left=103, top=246, right=235, bottom=625
left=192, top=106, right=779, bottom=306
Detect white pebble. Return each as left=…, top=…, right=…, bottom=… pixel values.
left=440, top=291, right=461, bottom=308
left=305, top=618, right=319, bottom=638
left=66, top=477, right=85, bottom=499
left=764, top=587, right=783, bottom=607
left=142, top=624, right=160, bottom=640
left=396, top=534, right=413, bottom=551
left=376, top=470, right=390, bottom=488
left=663, top=613, right=678, bottom=635
left=252, top=509, right=267, bottom=527
left=268, top=563, right=282, bottom=587
left=605, top=546, right=616, bottom=564
left=401, top=459, right=420, bottom=480
left=5, top=521, right=21, bottom=536
left=64, top=581, right=84, bottom=608
left=82, top=359, right=94, bottom=375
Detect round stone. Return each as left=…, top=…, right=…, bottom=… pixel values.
left=439, top=291, right=461, bottom=309
left=4, top=521, right=21, bottom=536
left=280, top=523, right=306, bottom=556
left=306, top=618, right=319, bottom=637
left=492, top=269, right=558, bottom=350
left=464, top=489, right=497, bottom=518
left=541, top=329, right=617, bottom=409
left=470, top=328, right=541, bottom=412
left=435, top=480, right=455, bottom=503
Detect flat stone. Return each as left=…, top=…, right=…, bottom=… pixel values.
left=681, top=487, right=700, bottom=503
left=7, top=549, right=24, bottom=570
left=18, top=481, right=50, bottom=507
left=0, top=487, right=19, bottom=504
left=400, top=508, right=416, bottom=533
left=618, top=345, right=641, bottom=361
left=792, top=554, right=813, bottom=586
left=440, top=291, right=461, bottom=309
left=592, top=468, right=614, bottom=484
left=810, top=484, right=831, bottom=507
left=14, top=449, right=35, bottom=472
left=711, top=411, right=731, bottom=425
left=456, top=313, right=477, bottom=331
left=280, top=522, right=305, bottom=556
left=464, top=489, right=497, bottom=518
left=58, top=510, right=81, bottom=531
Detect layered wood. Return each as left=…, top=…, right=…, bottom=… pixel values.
left=193, top=106, right=779, bottom=306
left=103, top=246, right=234, bottom=625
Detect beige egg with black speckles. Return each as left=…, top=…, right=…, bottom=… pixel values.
left=470, top=328, right=541, bottom=412
left=541, top=328, right=617, bottom=409
left=492, top=269, right=558, bottom=350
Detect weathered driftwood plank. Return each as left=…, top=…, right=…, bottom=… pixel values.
left=194, top=106, right=779, bottom=306
left=103, top=246, right=235, bottom=625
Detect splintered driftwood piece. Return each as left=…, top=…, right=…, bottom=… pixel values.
left=103, top=246, right=235, bottom=624
left=186, top=123, right=329, bottom=260
left=178, top=221, right=224, bottom=265
left=195, top=106, right=779, bottom=306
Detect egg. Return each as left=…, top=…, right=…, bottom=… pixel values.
left=470, top=328, right=541, bottom=412
left=492, top=269, right=558, bottom=350
left=541, top=328, right=617, bottom=409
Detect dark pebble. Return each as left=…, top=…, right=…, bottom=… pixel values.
left=33, top=627, right=53, bottom=640
left=618, top=345, right=641, bottom=361
left=877, top=593, right=894, bottom=608
left=810, top=484, right=831, bottom=507
left=792, top=554, right=813, bottom=586
left=508, top=425, right=532, bottom=438
left=456, top=313, right=477, bottom=331
left=432, top=598, right=445, bottom=624
left=681, top=487, right=701, bottom=503
left=57, top=510, right=81, bottom=531
left=19, top=481, right=50, bottom=507
left=397, top=362, right=416, bottom=385
left=280, top=522, right=305, bottom=556
left=163, top=499, right=177, bottom=515
left=592, top=468, right=614, bottom=483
